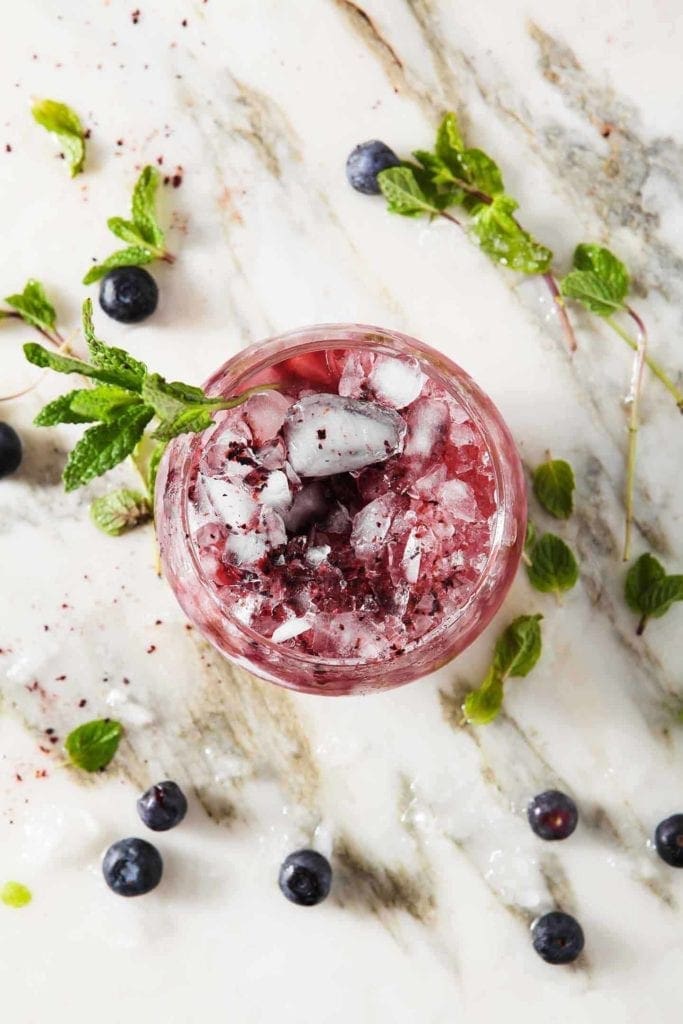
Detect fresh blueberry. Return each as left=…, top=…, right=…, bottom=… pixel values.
left=346, top=140, right=401, bottom=195
left=655, top=813, right=683, bottom=867
left=0, top=423, right=22, bottom=479
left=99, top=266, right=159, bottom=323
left=102, top=837, right=163, bottom=896
left=531, top=911, right=585, bottom=965
left=527, top=790, right=578, bottom=841
left=278, top=849, right=332, bottom=907
left=137, top=780, right=188, bottom=832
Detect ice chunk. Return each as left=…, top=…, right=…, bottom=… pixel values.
left=368, top=355, right=426, bottom=409
left=225, top=531, right=268, bottom=565
left=253, top=437, right=286, bottom=470
left=404, top=398, right=449, bottom=457
left=284, top=394, right=406, bottom=477
left=350, top=494, right=398, bottom=557
left=199, top=475, right=258, bottom=530
left=271, top=616, right=313, bottom=643
left=259, top=507, right=287, bottom=548
left=401, top=529, right=422, bottom=583
left=410, top=464, right=447, bottom=499
left=306, top=544, right=331, bottom=567
left=338, top=351, right=373, bottom=398
left=283, top=480, right=328, bottom=532
left=244, top=391, right=292, bottom=445
left=437, top=479, right=478, bottom=522
left=259, top=470, right=292, bottom=511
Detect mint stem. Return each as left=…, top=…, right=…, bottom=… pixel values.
left=1, top=310, right=65, bottom=349
left=605, top=314, right=683, bottom=412
left=622, top=305, right=647, bottom=562
left=636, top=613, right=648, bottom=636
left=439, top=210, right=462, bottom=227
left=542, top=272, right=578, bottom=353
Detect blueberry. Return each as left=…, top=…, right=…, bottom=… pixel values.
left=346, top=140, right=401, bottom=195
left=0, top=423, right=22, bottom=479
left=655, top=813, right=683, bottom=867
left=99, top=266, right=158, bottom=323
left=137, top=780, right=188, bottom=832
left=278, top=849, right=332, bottom=907
left=527, top=790, right=578, bottom=841
left=102, top=837, right=163, bottom=896
left=531, top=911, right=585, bottom=965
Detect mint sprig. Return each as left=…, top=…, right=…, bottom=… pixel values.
left=526, top=533, right=579, bottom=597
left=31, top=99, right=86, bottom=177
left=462, top=614, right=543, bottom=725
left=532, top=457, right=575, bottom=519
left=64, top=718, right=123, bottom=772
left=26, top=299, right=276, bottom=496
left=625, top=553, right=683, bottom=635
left=83, top=166, right=175, bottom=284
left=1, top=279, right=65, bottom=347
left=91, top=489, right=152, bottom=536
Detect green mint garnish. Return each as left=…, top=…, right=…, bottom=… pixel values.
left=469, top=194, right=552, bottom=274
left=560, top=244, right=629, bottom=317
left=462, top=614, right=543, bottom=725
left=31, top=99, right=86, bottom=177
left=1, top=882, right=32, bottom=909
left=91, top=489, right=152, bottom=536
left=26, top=299, right=277, bottom=497
left=64, top=718, right=123, bottom=772
left=624, top=553, right=683, bottom=635
left=1, top=279, right=65, bottom=347
left=83, top=166, right=174, bottom=284
left=526, top=533, right=579, bottom=597
left=532, top=458, right=575, bottom=519
left=524, top=521, right=537, bottom=552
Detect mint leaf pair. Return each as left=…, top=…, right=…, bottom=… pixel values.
left=377, top=112, right=552, bottom=275
left=560, top=245, right=629, bottom=317
left=625, top=553, right=683, bottom=635
left=462, top=614, right=543, bottom=725
left=83, top=166, right=174, bottom=284
left=32, top=99, right=86, bottom=177
left=1, top=279, right=64, bottom=347
left=26, top=299, right=275, bottom=494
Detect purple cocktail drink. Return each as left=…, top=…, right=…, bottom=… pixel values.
left=156, top=326, right=525, bottom=694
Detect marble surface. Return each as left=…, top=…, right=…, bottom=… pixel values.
left=2, top=1, right=683, bottom=1021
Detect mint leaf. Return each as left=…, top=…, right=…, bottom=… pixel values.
left=377, top=166, right=441, bottom=217
left=460, top=149, right=504, bottom=198
left=131, top=165, right=164, bottom=248
left=5, top=279, right=57, bottom=335
left=106, top=217, right=148, bottom=246
left=525, top=521, right=537, bottom=552
left=469, top=195, right=552, bottom=274
left=560, top=244, right=629, bottom=316
left=435, top=112, right=465, bottom=166
left=34, top=391, right=95, bottom=426
left=526, top=534, right=579, bottom=595
left=24, top=342, right=141, bottom=389
left=64, top=718, right=123, bottom=772
left=82, top=299, right=147, bottom=386
left=62, top=404, right=154, bottom=492
left=532, top=458, right=575, bottom=519
left=492, top=614, right=543, bottom=678
left=83, top=247, right=154, bottom=285
left=69, top=385, right=140, bottom=422
left=625, top=553, right=683, bottom=633
left=91, top=488, right=152, bottom=536
left=462, top=614, right=542, bottom=725
left=152, top=406, right=216, bottom=442
left=31, top=98, right=85, bottom=177
left=462, top=668, right=504, bottom=726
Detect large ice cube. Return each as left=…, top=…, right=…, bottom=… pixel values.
left=437, top=478, right=478, bottom=522
left=283, top=394, right=406, bottom=477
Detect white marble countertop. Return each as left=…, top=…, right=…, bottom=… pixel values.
left=2, top=1, right=683, bottom=1021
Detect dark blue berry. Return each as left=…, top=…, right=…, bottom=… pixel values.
left=137, top=780, right=188, bottom=832
left=655, top=813, right=683, bottom=867
left=99, top=266, right=158, bottom=323
left=527, top=790, right=578, bottom=841
left=346, top=140, right=401, bottom=195
left=278, top=849, right=332, bottom=906
left=532, top=911, right=584, bottom=964
left=102, top=837, right=163, bottom=896
left=0, top=423, right=22, bottom=479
